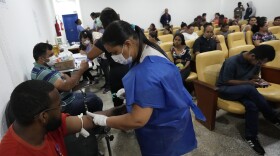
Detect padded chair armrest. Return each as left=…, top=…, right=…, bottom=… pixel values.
left=193, top=80, right=219, bottom=130
left=261, top=65, right=280, bottom=84
left=193, top=79, right=219, bottom=91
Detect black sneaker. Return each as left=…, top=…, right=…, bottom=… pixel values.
left=244, top=137, right=265, bottom=155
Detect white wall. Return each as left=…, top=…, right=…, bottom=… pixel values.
left=220, top=0, right=279, bottom=21
left=80, top=0, right=279, bottom=30
left=52, top=0, right=83, bottom=43
left=0, top=0, right=56, bottom=139
left=79, top=0, right=224, bottom=30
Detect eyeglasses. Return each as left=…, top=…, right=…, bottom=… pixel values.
left=33, top=104, right=62, bottom=118
left=43, top=105, right=62, bottom=112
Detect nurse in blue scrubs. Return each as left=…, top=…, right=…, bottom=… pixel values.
left=87, top=20, right=205, bottom=156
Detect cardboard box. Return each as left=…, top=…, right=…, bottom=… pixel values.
left=54, top=59, right=75, bottom=71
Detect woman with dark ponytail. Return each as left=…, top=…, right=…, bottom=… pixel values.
left=87, top=20, right=205, bottom=156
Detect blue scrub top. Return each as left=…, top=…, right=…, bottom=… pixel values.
left=77, top=25, right=84, bottom=34
left=123, top=55, right=205, bottom=156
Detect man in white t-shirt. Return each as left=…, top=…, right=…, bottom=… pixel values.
left=182, top=24, right=199, bottom=41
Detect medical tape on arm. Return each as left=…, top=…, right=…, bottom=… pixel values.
left=75, top=113, right=90, bottom=138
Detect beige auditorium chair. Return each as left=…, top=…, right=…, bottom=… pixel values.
left=185, top=39, right=195, bottom=60
left=227, top=32, right=246, bottom=49
left=195, top=30, right=203, bottom=37
left=229, top=25, right=240, bottom=32
left=172, top=29, right=179, bottom=35
left=245, top=31, right=253, bottom=45
left=158, top=34, right=173, bottom=43
left=158, top=30, right=164, bottom=36
left=216, top=35, right=229, bottom=58
left=144, top=32, right=149, bottom=38
left=214, top=28, right=221, bottom=35
left=193, top=50, right=245, bottom=130
left=268, top=21, right=274, bottom=27
left=194, top=27, right=199, bottom=32
left=260, top=40, right=280, bottom=84
left=238, top=20, right=248, bottom=25
left=228, top=45, right=255, bottom=57
left=241, top=24, right=247, bottom=31
left=173, top=26, right=180, bottom=30
left=268, top=26, right=280, bottom=39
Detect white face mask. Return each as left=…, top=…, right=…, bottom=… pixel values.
left=111, top=45, right=132, bottom=65
left=46, top=55, right=56, bottom=66
left=83, top=40, right=90, bottom=46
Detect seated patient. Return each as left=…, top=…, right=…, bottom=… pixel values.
left=171, top=33, right=191, bottom=84
left=0, top=80, right=124, bottom=155
left=31, top=43, right=103, bottom=115
left=216, top=45, right=280, bottom=155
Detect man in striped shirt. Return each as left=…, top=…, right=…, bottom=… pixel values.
left=31, top=43, right=103, bottom=115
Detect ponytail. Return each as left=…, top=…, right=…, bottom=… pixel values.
left=132, top=26, right=168, bottom=66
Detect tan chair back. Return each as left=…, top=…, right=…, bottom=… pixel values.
left=173, top=26, right=180, bottom=30
left=229, top=25, right=240, bottom=32
left=260, top=40, right=280, bottom=68
left=216, top=35, right=228, bottom=58
left=228, top=45, right=255, bottom=57
left=158, top=30, right=164, bottom=36
left=195, top=30, right=203, bottom=37
left=172, top=29, right=179, bottom=35
left=160, top=42, right=173, bottom=52
left=268, top=21, right=274, bottom=27
left=196, top=50, right=225, bottom=85
left=165, top=52, right=174, bottom=62
left=241, top=24, right=247, bottom=31
left=186, top=39, right=195, bottom=60
left=245, top=31, right=253, bottom=45
left=158, top=34, right=173, bottom=43
left=214, top=28, right=221, bottom=35
left=144, top=32, right=149, bottom=38
left=227, top=32, right=246, bottom=49
left=194, top=27, right=199, bottom=32
left=268, top=26, right=280, bottom=39
left=238, top=20, right=248, bottom=25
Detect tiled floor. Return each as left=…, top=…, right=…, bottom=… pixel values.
left=82, top=78, right=280, bottom=156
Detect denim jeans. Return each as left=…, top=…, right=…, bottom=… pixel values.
left=218, top=84, right=277, bottom=137
left=64, top=92, right=103, bottom=116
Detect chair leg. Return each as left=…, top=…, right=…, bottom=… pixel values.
left=96, top=127, right=114, bottom=156
left=105, top=134, right=114, bottom=156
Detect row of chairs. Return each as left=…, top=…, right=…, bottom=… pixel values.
left=228, top=26, right=280, bottom=49
left=156, top=26, right=280, bottom=50
left=194, top=40, right=280, bottom=130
